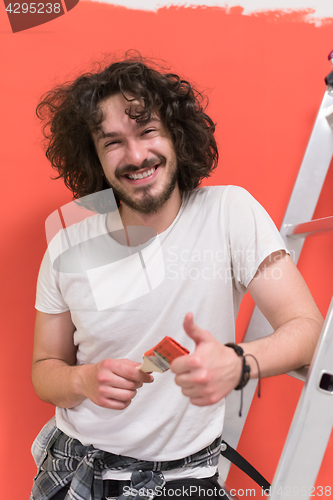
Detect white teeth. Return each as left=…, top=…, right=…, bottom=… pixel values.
left=128, top=167, right=156, bottom=180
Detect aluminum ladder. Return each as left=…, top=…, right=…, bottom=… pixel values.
left=221, top=52, right=333, bottom=499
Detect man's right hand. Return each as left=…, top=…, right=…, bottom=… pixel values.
left=31, top=310, right=153, bottom=410
left=79, top=359, right=154, bottom=410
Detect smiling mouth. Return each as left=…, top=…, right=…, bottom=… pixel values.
left=125, top=165, right=158, bottom=181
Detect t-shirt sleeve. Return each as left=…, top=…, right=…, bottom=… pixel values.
left=35, top=249, right=70, bottom=314
left=224, top=186, right=290, bottom=291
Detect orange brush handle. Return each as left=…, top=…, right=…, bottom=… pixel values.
left=144, top=336, right=189, bottom=362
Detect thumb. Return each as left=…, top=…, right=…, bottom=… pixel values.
left=183, top=312, right=212, bottom=346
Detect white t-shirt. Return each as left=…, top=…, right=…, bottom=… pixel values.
left=35, top=185, right=288, bottom=478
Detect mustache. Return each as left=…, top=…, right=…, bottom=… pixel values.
left=116, top=155, right=166, bottom=178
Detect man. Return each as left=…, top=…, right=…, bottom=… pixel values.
left=31, top=56, right=323, bottom=500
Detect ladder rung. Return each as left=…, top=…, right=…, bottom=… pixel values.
left=287, top=366, right=309, bottom=382
left=284, top=215, right=333, bottom=238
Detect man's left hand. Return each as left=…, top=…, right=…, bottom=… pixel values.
left=170, top=313, right=243, bottom=406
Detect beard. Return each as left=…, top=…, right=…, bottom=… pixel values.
left=110, top=157, right=179, bottom=215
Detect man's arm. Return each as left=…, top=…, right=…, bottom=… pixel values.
left=239, top=250, right=323, bottom=378
left=171, top=251, right=323, bottom=406
left=31, top=310, right=153, bottom=410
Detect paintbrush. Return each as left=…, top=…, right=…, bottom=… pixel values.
left=138, top=336, right=190, bottom=373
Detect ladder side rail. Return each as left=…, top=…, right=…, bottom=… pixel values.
left=280, top=88, right=333, bottom=228
left=222, top=85, right=333, bottom=478
left=270, top=297, right=333, bottom=500
left=244, top=87, right=333, bottom=345
left=279, top=88, right=333, bottom=263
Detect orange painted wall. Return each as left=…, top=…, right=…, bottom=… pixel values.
left=0, top=3, right=332, bottom=497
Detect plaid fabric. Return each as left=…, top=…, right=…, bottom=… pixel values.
left=30, top=418, right=221, bottom=500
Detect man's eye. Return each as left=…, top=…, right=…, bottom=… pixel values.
left=105, top=140, right=120, bottom=148
left=142, top=128, right=156, bottom=135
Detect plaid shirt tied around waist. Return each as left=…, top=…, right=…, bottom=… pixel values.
left=30, top=417, right=222, bottom=500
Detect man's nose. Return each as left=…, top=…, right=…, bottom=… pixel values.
left=124, top=140, right=148, bottom=167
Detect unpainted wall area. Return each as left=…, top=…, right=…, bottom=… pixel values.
left=0, top=3, right=332, bottom=497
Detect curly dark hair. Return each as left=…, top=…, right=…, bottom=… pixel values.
left=36, top=54, right=218, bottom=211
